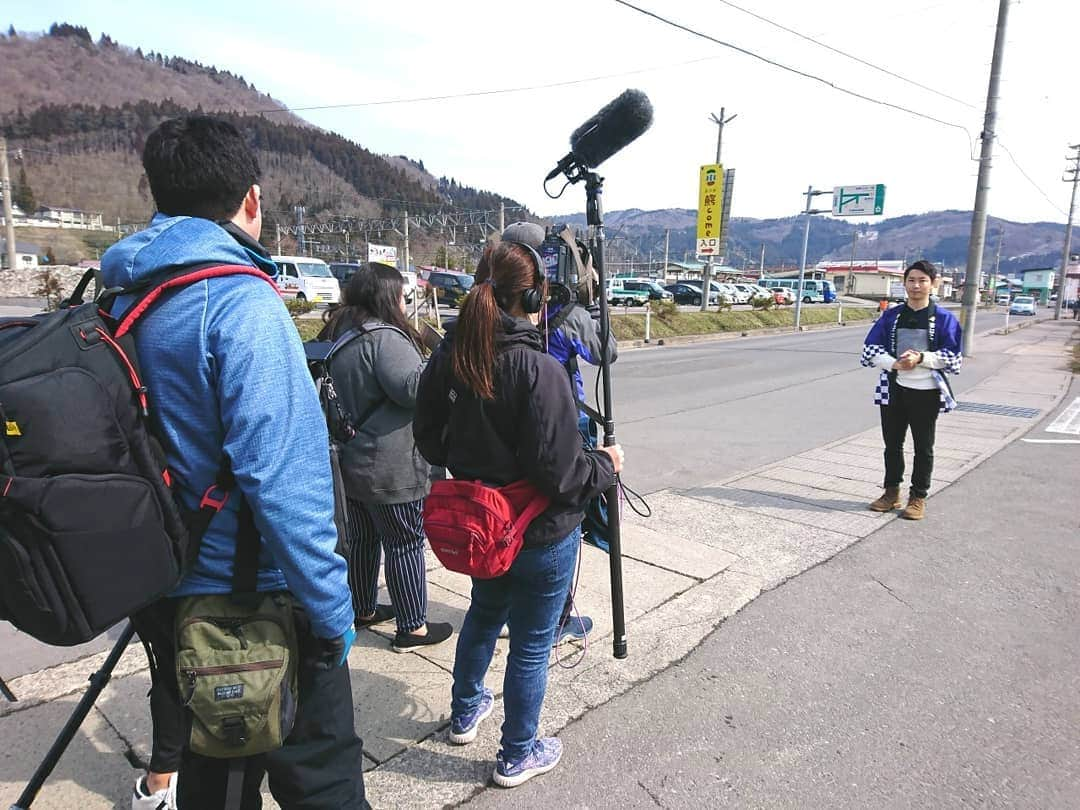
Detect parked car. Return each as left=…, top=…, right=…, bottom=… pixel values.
left=401, top=270, right=418, bottom=303
left=329, top=262, right=363, bottom=290
left=1009, top=295, right=1036, bottom=316
left=712, top=282, right=748, bottom=304
left=772, top=288, right=794, bottom=305
left=607, top=282, right=651, bottom=306
left=996, top=294, right=1011, bottom=306
left=271, top=255, right=341, bottom=305
left=427, top=269, right=474, bottom=307
left=678, top=279, right=732, bottom=304
left=621, top=278, right=674, bottom=301
left=731, top=283, right=762, bottom=303
left=664, top=283, right=718, bottom=305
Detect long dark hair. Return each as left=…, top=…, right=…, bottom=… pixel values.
left=319, top=263, right=422, bottom=350
left=452, top=242, right=545, bottom=400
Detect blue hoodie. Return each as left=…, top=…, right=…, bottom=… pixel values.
left=100, top=214, right=353, bottom=640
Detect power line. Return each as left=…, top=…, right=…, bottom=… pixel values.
left=711, top=0, right=978, bottom=110
left=242, top=55, right=727, bottom=116
left=611, top=0, right=976, bottom=152
left=997, top=141, right=1069, bottom=218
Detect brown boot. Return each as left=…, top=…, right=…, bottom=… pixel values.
left=900, top=496, right=926, bottom=520
left=868, top=486, right=902, bottom=512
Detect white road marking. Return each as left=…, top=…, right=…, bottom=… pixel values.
left=1022, top=438, right=1080, bottom=445
left=1045, top=397, right=1080, bottom=435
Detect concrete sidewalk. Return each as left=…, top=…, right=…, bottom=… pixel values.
left=0, top=321, right=1075, bottom=809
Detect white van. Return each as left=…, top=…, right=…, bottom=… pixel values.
left=271, top=256, right=341, bottom=305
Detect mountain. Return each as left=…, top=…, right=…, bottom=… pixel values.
left=560, top=208, right=1067, bottom=276
left=0, top=24, right=525, bottom=262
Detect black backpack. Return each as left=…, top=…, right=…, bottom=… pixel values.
left=0, top=265, right=274, bottom=646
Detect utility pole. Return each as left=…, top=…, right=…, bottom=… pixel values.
left=701, top=107, right=737, bottom=311
left=275, top=222, right=282, bottom=255
left=498, top=202, right=505, bottom=234
left=294, top=206, right=306, bottom=255
left=990, top=226, right=1003, bottom=304
left=846, top=228, right=858, bottom=296
left=960, top=0, right=1010, bottom=357
left=794, top=186, right=831, bottom=330
left=1053, top=144, right=1080, bottom=319
left=759, top=243, right=766, bottom=279
left=663, top=228, right=670, bottom=277
left=0, top=137, right=17, bottom=272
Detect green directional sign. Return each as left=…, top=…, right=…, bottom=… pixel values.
left=832, top=184, right=885, bottom=216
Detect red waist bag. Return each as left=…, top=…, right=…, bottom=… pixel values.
left=423, top=479, right=551, bottom=579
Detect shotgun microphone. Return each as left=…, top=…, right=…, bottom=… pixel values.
left=545, top=89, right=654, bottom=181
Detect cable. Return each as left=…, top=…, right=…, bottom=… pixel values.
left=612, top=0, right=976, bottom=153
left=243, top=55, right=728, bottom=116
left=711, top=0, right=978, bottom=110
left=997, top=141, right=1069, bottom=218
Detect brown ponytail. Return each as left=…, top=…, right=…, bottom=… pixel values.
left=451, top=242, right=542, bottom=400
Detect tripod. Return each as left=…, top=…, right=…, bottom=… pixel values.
left=9, top=623, right=136, bottom=810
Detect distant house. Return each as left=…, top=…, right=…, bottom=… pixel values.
left=0, top=238, right=41, bottom=270
left=1020, top=267, right=1055, bottom=305
left=35, top=205, right=104, bottom=230
left=815, top=260, right=905, bottom=298
left=0, top=194, right=28, bottom=225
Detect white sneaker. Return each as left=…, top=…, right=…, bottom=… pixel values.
left=131, top=773, right=177, bottom=810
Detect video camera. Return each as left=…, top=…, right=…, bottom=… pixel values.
left=538, top=225, right=591, bottom=307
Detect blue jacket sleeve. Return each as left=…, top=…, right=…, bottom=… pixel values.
left=208, top=282, right=354, bottom=639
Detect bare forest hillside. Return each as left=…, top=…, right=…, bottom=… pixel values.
left=0, top=24, right=294, bottom=119
left=0, top=23, right=526, bottom=263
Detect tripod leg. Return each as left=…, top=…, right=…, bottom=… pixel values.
left=10, top=623, right=137, bottom=810
left=0, top=674, right=16, bottom=702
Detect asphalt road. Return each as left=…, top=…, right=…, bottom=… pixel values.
left=463, top=377, right=1080, bottom=810
left=581, top=310, right=1012, bottom=495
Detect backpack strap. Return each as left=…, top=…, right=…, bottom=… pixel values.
left=110, top=264, right=279, bottom=338
left=102, top=263, right=278, bottom=571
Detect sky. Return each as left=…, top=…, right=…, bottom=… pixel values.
left=12, top=0, right=1079, bottom=225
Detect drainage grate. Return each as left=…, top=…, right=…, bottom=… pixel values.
left=955, top=401, right=1041, bottom=419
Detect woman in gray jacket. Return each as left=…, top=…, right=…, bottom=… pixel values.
left=319, top=264, right=453, bottom=652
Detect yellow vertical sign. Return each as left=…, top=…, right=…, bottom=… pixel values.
left=696, top=164, right=724, bottom=256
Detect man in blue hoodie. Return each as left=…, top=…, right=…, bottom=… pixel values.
left=105, top=116, right=367, bottom=809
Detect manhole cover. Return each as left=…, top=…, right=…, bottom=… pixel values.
left=955, top=401, right=1041, bottom=419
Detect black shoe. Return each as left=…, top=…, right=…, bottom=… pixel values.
left=357, top=604, right=396, bottom=627
left=392, top=621, right=453, bottom=653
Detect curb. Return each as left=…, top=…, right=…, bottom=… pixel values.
left=619, top=316, right=874, bottom=351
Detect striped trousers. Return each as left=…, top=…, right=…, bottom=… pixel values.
left=345, top=498, right=429, bottom=634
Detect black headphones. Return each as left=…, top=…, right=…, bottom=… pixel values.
left=504, top=241, right=546, bottom=314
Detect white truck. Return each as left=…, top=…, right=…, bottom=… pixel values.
left=271, top=256, right=341, bottom=305
left=889, top=281, right=906, bottom=302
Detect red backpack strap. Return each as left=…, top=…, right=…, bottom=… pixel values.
left=114, top=265, right=279, bottom=338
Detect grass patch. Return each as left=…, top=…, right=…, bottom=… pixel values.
left=1071, top=334, right=1080, bottom=374
left=293, top=306, right=876, bottom=343
left=610, top=305, right=875, bottom=341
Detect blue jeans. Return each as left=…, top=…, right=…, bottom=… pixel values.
left=451, top=528, right=580, bottom=762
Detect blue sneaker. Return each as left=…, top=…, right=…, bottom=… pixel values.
left=448, top=687, right=494, bottom=745
left=494, top=737, right=563, bottom=787
left=554, top=615, right=593, bottom=646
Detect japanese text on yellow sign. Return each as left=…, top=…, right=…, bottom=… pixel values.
left=696, top=164, right=724, bottom=255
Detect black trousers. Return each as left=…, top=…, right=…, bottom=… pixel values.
left=131, top=597, right=369, bottom=809
left=879, top=381, right=941, bottom=499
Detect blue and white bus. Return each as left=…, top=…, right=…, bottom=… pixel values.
left=758, top=278, right=836, bottom=303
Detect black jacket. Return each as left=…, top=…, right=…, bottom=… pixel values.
left=413, top=312, right=615, bottom=547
